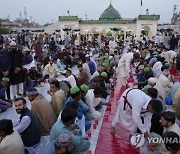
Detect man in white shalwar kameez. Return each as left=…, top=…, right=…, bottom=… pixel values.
left=117, top=52, right=140, bottom=86
left=111, top=88, right=163, bottom=137
left=109, top=37, right=117, bottom=54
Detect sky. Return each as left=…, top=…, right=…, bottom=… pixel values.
left=0, top=0, right=179, bottom=25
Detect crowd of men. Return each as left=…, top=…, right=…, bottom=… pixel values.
left=0, top=32, right=180, bottom=154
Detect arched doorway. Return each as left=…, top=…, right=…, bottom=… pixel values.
left=141, top=26, right=151, bottom=37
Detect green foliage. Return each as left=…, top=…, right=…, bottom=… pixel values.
left=0, top=27, right=11, bottom=34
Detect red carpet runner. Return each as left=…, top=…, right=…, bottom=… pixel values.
left=95, top=79, right=140, bottom=154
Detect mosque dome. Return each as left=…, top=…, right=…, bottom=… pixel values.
left=99, top=3, right=121, bottom=20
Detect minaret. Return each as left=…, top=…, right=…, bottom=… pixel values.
left=85, top=12, right=88, bottom=20
left=173, top=5, right=177, bottom=14
left=19, top=11, right=22, bottom=19
left=24, top=7, right=27, bottom=19
left=30, top=16, right=32, bottom=23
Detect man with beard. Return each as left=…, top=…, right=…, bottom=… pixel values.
left=9, top=41, right=25, bottom=100
left=0, top=41, right=11, bottom=100
left=13, top=97, right=41, bottom=154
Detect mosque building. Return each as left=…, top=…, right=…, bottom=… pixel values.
left=45, top=2, right=160, bottom=40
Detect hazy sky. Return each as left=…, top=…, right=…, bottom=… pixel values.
left=0, top=0, right=179, bottom=25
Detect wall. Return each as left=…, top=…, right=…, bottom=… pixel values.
left=136, top=19, right=158, bottom=40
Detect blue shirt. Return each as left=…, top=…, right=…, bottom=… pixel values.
left=87, top=60, right=96, bottom=75
left=39, top=140, right=56, bottom=154
left=49, top=121, right=90, bottom=153
left=64, top=97, right=89, bottom=119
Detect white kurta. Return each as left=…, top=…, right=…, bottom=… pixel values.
left=65, top=75, right=77, bottom=87
left=112, top=88, right=152, bottom=134
left=158, top=74, right=171, bottom=97
left=85, top=89, right=102, bottom=119
left=161, top=50, right=177, bottom=64
left=117, top=52, right=134, bottom=86
left=164, top=123, right=180, bottom=137
left=109, top=40, right=117, bottom=53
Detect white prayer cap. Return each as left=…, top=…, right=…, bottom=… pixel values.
left=109, top=56, right=113, bottom=60
left=89, top=52, right=93, bottom=57
left=10, top=41, right=16, bottom=46
left=24, top=47, right=30, bottom=52
left=62, top=70, right=67, bottom=74
left=148, top=77, right=156, bottom=84
left=85, top=54, right=90, bottom=58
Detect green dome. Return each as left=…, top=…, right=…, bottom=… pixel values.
left=99, top=4, right=121, bottom=20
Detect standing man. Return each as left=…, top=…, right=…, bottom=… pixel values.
left=27, top=87, right=56, bottom=136
left=34, top=37, right=43, bottom=63
left=117, top=52, right=140, bottom=86
left=9, top=41, right=25, bottom=100
left=13, top=97, right=41, bottom=154
left=111, top=88, right=163, bottom=137
left=0, top=41, right=11, bottom=100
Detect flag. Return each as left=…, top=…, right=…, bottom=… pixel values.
left=141, top=0, right=143, bottom=6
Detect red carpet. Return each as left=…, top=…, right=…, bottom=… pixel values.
left=95, top=80, right=140, bottom=154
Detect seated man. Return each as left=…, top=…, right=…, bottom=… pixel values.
left=28, top=64, right=42, bottom=86
left=84, top=87, right=104, bottom=120
left=27, top=87, right=56, bottom=136
left=0, top=80, right=12, bottom=113
left=159, top=111, right=180, bottom=137
left=50, top=108, right=90, bottom=153
left=13, top=97, right=41, bottom=154
left=64, top=86, right=90, bottom=131
left=39, top=132, right=74, bottom=154
left=44, top=59, right=58, bottom=78
left=162, top=131, right=180, bottom=154
left=48, top=80, right=66, bottom=118
left=0, top=119, right=24, bottom=154
left=77, top=63, right=89, bottom=85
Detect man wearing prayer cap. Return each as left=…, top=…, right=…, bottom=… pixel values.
left=39, top=131, right=74, bottom=154
left=9, top=41, right=16, bottom=47
left=9, top=40, right=24, bottom=100
left=111, top=88, right=163, bottom=137
left=27, top=87, right=56, bottom=135
left=64, top=86, right=90, bottom=131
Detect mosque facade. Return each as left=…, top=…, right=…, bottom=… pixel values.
left=44, top=3, right=160, bottom=40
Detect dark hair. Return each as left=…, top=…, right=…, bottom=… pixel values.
left=77, top=63, right=83, bottom=68
left=65, top=101, right=78, bottom=110
left=133, top=52, right=140, bottom=60
left=0, top=119, right=14, bottom=135
left=50, top=79, right=60, bottom=89
left=61, top=108, right=77, bottom=123
left=70, top=91, right=81, bottom=99
left=149, top=99, right=163, bottom=113
left=162, top=131, right=180, bottom=152
left=94, top=87, right=103, bottom=95
left=148, top=88, right=158, bottom=98
left=161, top=111, right=175, bottom=124
left=14, top=97, right=26, bottom=104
